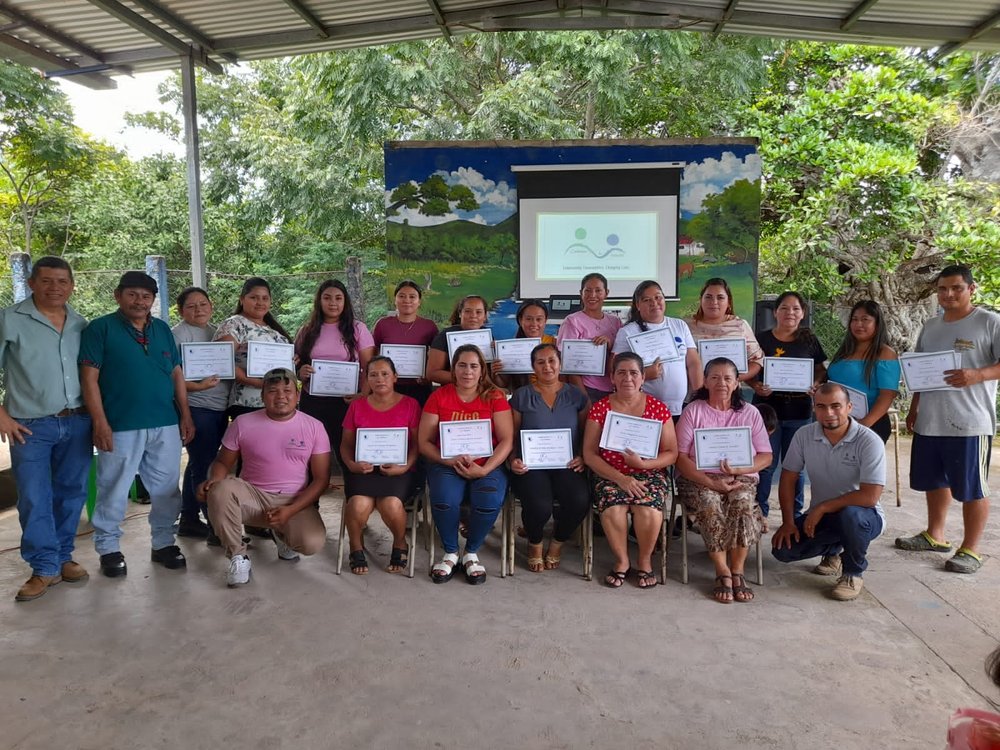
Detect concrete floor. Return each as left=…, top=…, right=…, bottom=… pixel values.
left=0, top=436, right=997, bottom=750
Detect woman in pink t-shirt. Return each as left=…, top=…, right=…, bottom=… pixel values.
left=556, top=272, right=622, bottom=402
left=295, top=279, right=376, bottom=472
left=340, top=356, right=422, bottom=575
left=675, top=358, right=773, bottom=604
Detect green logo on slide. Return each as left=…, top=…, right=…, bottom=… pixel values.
left=565, top=228, right=625, bottom=259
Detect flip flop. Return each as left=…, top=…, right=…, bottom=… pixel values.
left=605, top=568, right=630, bottom=588
left=636, top=570, right=658, bottom=589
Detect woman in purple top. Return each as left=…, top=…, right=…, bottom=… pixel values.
left=372, top=280, right=438, bottom=406
left=676, top=358, right=773, bottom=604
left=295, top=279, right=375, bottom=471
left=556, top=272, right=621, bottom=402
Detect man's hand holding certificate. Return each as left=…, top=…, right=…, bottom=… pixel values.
left=900, top=350, right=963, bottom=392
left=598, top=411, right=663, bottom=460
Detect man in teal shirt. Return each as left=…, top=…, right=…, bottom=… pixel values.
left=0, top=257, right=92, bottom=602
left=80, top=271, right=195, bottom=578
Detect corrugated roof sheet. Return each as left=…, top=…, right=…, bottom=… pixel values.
left=1, top=0, right=998, bottom=89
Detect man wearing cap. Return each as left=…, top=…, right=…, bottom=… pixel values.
left=772, top=383, right=886, bottom=601
left=0, top=257, right=92, bottom=601
left=79, top=271, right=195, bottom=577
left=199, top=368, right=329, bottom=587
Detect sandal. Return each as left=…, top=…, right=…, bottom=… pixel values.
left=636, top=570, right=658, bottom=589
left=431, top=552, right=458, bottom=583
left=527, top=543, right=544, bottom=573
left=462, top=552, right=486, bottom=585
left=604, top=568, right=630, bottom=588
left=348, top=550, right=368, bottom=575
left=713, top=574, right=734, bottom=604
left=387, top=546, right=409, bottom=574
left=732, top=573, right=754, bottom=602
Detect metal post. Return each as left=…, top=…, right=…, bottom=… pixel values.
left=145, top=255, right=169, bottom=320
left=345, top=256, right=365, bottom=323
left=9, top=253, right=32, bottom=302
left=181, top=54, right=206, bottom=289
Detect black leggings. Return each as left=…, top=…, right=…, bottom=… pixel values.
left=299, top=393, right=349, bottom=473
left=510, top=468, right=590, bottom=544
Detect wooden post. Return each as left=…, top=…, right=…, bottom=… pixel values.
left=346, top=256, right=365, bottom=322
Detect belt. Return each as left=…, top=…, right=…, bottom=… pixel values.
left=54, top=407, right=88, bottom=417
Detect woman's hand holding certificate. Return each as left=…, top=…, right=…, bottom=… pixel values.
left=626, top=327, right=679, bottom=365
left=519, top=428, right=573, bottom=470
left=309, top=360, right=360, bottom=396
left=763, top=357, right=814, bottom=392
left=494, top=338, right=539, bottom=374
left=355, top=427, right=408, bottom=466
left=246, top=341, right=294, bottom=378
left=598, top=411, right=663, bottom=460
left=182, top=342, right=235, bottom=381
left=560, top=339, right=607, bottom=375
left=697, top=338, right=748, bottom=373
left=693, top=427, right=754, bottom=471
left=439, top=419, right=494, bottom=460
left=379, top=344, right=426, bottom=379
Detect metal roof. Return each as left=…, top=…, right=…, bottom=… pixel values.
left=2, top=0, right=1000, bottom=89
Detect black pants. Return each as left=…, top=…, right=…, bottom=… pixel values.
left=299, top=393, right=349, bottom=473
left=510, top=468, right=590, bottom=544
left=871, top=413, right=892, bottom=443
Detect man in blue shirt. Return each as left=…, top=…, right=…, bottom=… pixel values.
left=0, top=257, right=92, bottom=602
left=80, top=271, right=195, bottom=578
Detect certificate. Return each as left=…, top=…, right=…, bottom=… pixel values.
left=560, top=339, right=607, bottom=376
left=245, top=341, right=294, bottom=378
left=380, top=344, right=426, bottom=379
left=763, top=357, right=814, bottom=393
left=309, top=360, right=360, bottom=397
left=829, top=381, right=869, bottom=419
left=494, top=338, right=540, bottom=375
left=693, top=427, right=754, bottom=471
left=439, top=419, right=494, bottom=460
left=446, top=328, right=494, bottom=362
left=355, top=427, right=408, bottom=465
left=697, top=338, right=749, bottom=373
left=900, top=350, right=963, bottom=393
left=626, top=326, right=680, bottom=365
left=181, top=341, right=235, bottom=381
left=520, top=428, right=573, bottom=470
left=598, top=411, right=663, bottom=460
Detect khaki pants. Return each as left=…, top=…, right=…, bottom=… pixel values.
left=206, top=477, right=327, bottom=558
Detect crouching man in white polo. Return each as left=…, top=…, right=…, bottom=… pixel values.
left=199, top=368, right=329, bottom=586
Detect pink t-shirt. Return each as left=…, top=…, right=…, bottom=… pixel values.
left=222, top=409, right=331, bottom=494
left=556, top=310, right=621, bottom=392
left=310, top=321, right=375, bottom=362
left=343, top=395, right=421, bottom=434
left=675, top=399, right=772, bottom=478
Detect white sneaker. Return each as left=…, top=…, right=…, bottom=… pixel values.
left=227, top=555, right=252, bottom=587
left=274, top=533, right=300, bottom=562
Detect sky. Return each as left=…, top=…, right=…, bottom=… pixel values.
left=58, top=70, right=183, bottom=159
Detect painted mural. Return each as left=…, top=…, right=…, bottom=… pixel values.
left=384, top=139, right=760, bottom=338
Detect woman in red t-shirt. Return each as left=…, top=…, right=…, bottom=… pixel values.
left=418, top=345, right=513, bottom=584
left=340, top=356, right=422, bottom=575
left=583, top=352, right=678, bottom=590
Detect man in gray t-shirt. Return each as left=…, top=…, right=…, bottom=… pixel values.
left=772, top=383, right=886, bottom=601
left=896, top=265, right=1000, bottom=575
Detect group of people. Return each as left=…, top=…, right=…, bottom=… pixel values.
left=2, top=258, right=996, bottom=603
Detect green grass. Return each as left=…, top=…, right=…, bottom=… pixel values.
left=384, top=260, right=516, bottom=323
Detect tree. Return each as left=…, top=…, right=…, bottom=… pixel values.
left=748, top=43, right=1000, bottom=346
left=386, top=174, right=478, bottom=216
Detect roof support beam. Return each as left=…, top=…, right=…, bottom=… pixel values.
left=0, top=32, right=118, bottom=89
left=0, top=1, right=106, bottom=63
left=712, top=0, right=740, bottom=36
left=85, top=0, right=225, bottom=75
left=280, top=0, right=329, bottom=38
left=127, top=0, right=238, bottom=62
left=180, top=54, right=207, bottom=290
left=425, top=0, right=453, bottom=40
left=934, top=4, right=1000, bottom=57
left=842, top=0, right=883, bottom=31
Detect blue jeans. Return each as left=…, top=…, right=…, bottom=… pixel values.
left=10, top=414, right=92, bottom=576
left=772, top=505, right=883, bottom=576
left=755, top=418, right=808, bottom=518
left=181, top=407, right=227, bottom=521
left=92, top=426, right=183, bottom=555
left=427, top=463, right=507, bottom=554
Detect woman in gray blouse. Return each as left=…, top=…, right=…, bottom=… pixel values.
left=508, top=342, right=591, bottom=572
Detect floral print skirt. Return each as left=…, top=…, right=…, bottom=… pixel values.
left=677, top=475, right=762, bottom=553
left=593, top=470, right=670, bottom=513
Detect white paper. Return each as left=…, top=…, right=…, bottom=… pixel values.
left=355, top=427, right=409, bottom=465
left=446, top=328, right=494, bottom=362
left=520, top=428, right=573, bottom=470
left=696, top=337, right=749, bottom=373
left=245, top=341, right=295, bottom=378
left=309, top=360, right=360, bottom=397
left=900, top=350, right=963, bottom=393
left=828, top=381, right=869, bottom=419
left=181, top=341, right=235, bottom=381
left=762, top=357, right=814, bottom=393
left=693, top=427, right=754, bottom=471
left=379, top=344, right=426, bottom=379
left=494, top=338, right=540, bottom=375
left=560, top=339, right=607, bottom=376
left=626, top=326, right=680, bottom=366
left=439, top=418, right=494, bottom=459
left=598, top=411, right=663, bottom=460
